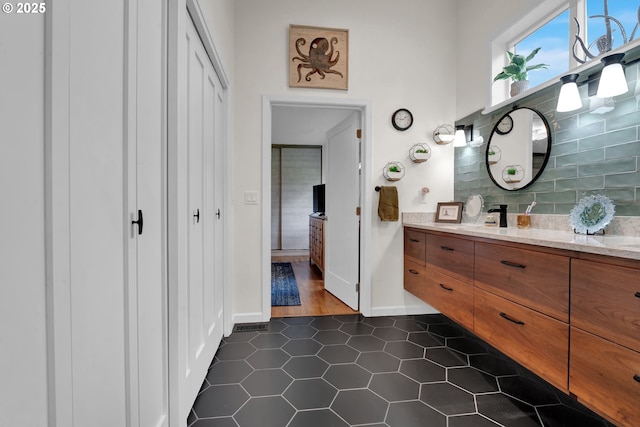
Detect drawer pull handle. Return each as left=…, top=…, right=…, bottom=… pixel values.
left=500, top=260, right=526, bottom=269
left=634, top=374, right=640, bottom=383
left=440, top=246, right=454, bottom=251
left=500, top=312, right=525, bottom=325
left=439, top=283, right=453, bottom=292
left=635, top=292, right=640, bottom=299
left=409, top=238, right=420, bottom=243
left=408, top=269, right=419, bottom=275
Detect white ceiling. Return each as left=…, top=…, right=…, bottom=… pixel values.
left=271, top=106, right=354, bottom=146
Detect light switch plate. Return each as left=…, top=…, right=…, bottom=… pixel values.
left=244, top=191, right=258, bottom=205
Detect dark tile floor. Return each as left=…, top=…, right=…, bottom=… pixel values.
left=188, top=314, right=614, bottom=427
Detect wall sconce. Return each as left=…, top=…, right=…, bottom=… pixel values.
left=453, top=124, right=472, bottom=147
left=555, top=52, right=640, bottom=113
left=556, top=74, right=582, bottom=112
left=597, top=53, right=627, bottom=98
left=433, top=124, right=456, bottom=145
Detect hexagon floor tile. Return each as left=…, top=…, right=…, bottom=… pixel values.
left=189, top=314, right=614, bottom=427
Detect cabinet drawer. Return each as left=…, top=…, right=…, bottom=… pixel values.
left=570, top=327, right=640, bottom=427
left=424, top=269, right=474, bottom=331
left=426, top=234, right=474, bottom=284
left=474, top=288, right=569, bottom=391
left=404, top=229, right=426, bottom=266
left=571, top=259, right=640, bottom=353
left=404, top=258, right=427, bottom=298
left=475, top=242, right=569, bottom=322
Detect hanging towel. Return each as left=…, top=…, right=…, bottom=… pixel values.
left=378, top=186, right=399, bottom=221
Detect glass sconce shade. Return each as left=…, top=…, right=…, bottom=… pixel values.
left=453, top=125, right=469, bottom=147
left=557, top=74, right=582, bottom=112
left=597, top=53, right=628, bottom=98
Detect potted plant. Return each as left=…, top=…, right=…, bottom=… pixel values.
left=410, top=144, right=431, bottom=163
left=385, top=162, right=404, bottom=181
left=493, top=47, right=549, bottom=97
left=487, top=146, right=501, bottom=164
left=502, top=165, right=523, bottom=183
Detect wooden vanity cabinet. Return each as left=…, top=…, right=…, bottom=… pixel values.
left=569, top=257, right=640, bottom=426
left=475, top=242, right=570, bottom=322
left=403, top=226, right=640, bottom=427
left=403, top=228, right=474, bottom=330
left=474, top=288, right=569, bottom=391
left=426, top=233, right=474, bottom=284
left=404, top=229, right=426, bottom=266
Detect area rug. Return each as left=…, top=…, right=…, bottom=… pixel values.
left=271, top=262, right=301, bottom=306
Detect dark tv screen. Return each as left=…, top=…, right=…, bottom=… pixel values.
left=312, top=184, right=325, bottom=214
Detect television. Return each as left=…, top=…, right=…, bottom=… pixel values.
left=312, top=184, right=325, bottom=214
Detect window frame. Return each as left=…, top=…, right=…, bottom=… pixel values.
left=489, top=0, right=585, bottom=107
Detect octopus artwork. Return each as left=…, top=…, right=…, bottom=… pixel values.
left=292, top=36, right=344, bottom=83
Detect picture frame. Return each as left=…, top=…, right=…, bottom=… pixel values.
left=289, top=24, right=349, bottom=90
left=435, top=202, right=464, bottom=224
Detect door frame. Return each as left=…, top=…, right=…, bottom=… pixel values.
left=261, top=95, right=373, bottom=319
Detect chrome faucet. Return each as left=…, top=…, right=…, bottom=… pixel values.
left=488, top=204, right=508, bottom=227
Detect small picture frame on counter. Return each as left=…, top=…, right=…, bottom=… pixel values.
left=435, top=202, right=463, bottom=224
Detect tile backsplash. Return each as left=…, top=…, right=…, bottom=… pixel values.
left=454, top=61, right=640, bottom=219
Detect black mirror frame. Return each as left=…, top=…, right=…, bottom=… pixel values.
left=485, top=107, right=552, bottom=191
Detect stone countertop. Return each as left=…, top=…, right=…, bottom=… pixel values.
left=403, top=220, right=640, bottom=261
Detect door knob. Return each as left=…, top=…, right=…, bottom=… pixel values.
left=131, top=209, right=143, bottom=235
left=193, top=208, right=200, bottom=223
left=216, top=209, right=221, bottom=219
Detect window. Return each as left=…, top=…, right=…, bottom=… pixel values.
left=514, top=9, right=570, bottom=89
left=491, top=0, right=640, bottom=107
left=580, top=0, right=640, bottom=60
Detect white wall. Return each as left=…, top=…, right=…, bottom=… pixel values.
left=455, top=0, right=544, bottom=119
left=0, top=11, right=48, bottom=427
left=232, top=0, right=458, bottom=316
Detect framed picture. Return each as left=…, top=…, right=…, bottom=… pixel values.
left=289, top=24, right=349, bottom=90
left=435, top=202, right=464, bottom=224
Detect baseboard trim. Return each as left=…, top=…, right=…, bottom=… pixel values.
left=369, top=304, right=440, bottom=317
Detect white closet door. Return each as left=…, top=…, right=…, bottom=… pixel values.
left=125, top=0, right=168, bottom=426
left=178, top=13, right=225, bottom=419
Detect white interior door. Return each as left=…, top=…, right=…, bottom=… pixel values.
left=125, top=0, right=169, bottom=426
left=175, top=13, right=225, bottom=420
left=324, top=112, right=360, bottom=310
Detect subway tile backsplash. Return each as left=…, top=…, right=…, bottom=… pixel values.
left=454, top=62, right=640, bottom=218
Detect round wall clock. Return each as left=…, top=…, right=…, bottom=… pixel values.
left=392, top=108, right=413, bottom=131
left=496, top=114, right=513, bottom=135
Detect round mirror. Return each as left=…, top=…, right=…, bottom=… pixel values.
left=486, top=107, right=551, bottom=191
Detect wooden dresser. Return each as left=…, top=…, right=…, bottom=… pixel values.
left=404, top=226, right=640, bottom=426
left=309, top=214, right=325, bottom=277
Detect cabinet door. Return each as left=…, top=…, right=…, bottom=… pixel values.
left=475, top=242, right=569, bottom=322
left=570, top=327, right=640, bottom=427
left=474, top=289, right=569, bottom=391
left=571, top=259, right=640, bottom=353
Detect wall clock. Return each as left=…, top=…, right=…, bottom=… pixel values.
left=496, top=114, right=513, bottom=135
left=391, top=108, right=413, bottom=131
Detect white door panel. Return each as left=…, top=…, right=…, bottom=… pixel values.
left=325, top=113, right=360, bottom=310
left=179, top=14, right=225, bottom=419
left=125, top=0, right=168, bottom=426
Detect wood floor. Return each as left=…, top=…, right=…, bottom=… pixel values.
left=271, top=255, right=358, bottom=318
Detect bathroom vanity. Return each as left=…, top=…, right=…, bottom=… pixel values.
left=403, top=221, right=640, bottom=427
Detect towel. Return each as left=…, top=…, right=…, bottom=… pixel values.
left=378, top=186, right=399, bottom=221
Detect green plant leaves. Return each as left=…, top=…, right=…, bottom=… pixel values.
left=493, top=47, right=549, bottom=83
